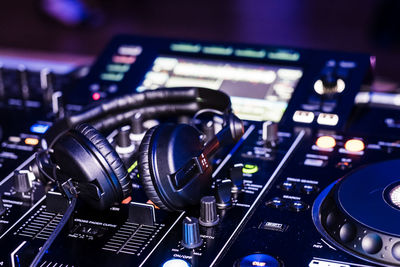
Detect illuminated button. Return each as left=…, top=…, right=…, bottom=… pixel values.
left=293, top=110, right=314, bottom=123
left=118, top=45, right=142, bottom=56
left=92, top=92, right=101, bottom=101
left=162, top=259, right=190, bottom=267
left=302, top=184, right=318, bottom=194
left=242, top=164, right=259, bottom=174
left=344, top=139, right=365, bottom=152
left=280, top=181, right=295, bottom=191
left=336, top=161, right=352, bottom=170
left=112, top=55, right=136, bottom=64
left=30, top=123, right=50, bottom=134
left=317, top=113, right=339, bottom=126
left=25, top=138, right=39, bottom=146
left=236, top=253, right=281, bottom=267
left=9, top=136, right=21, bottom=143
left=290, top=200, right=309, bottom=212
left=316, top=136, right=336, bottom=149
left=266, top=197, right=285, bottom=209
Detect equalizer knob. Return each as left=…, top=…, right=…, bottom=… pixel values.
left=262, top=121, right=278, bottom=147
left=18, top=65, right=30, bottom=102
left=14, top=170, right=33, bottom=193
left=181, top=217, right=203, bottom=249
left=230, top=163, right=244, bottom=193
left=131, top=113, right=144, bottom=135
left=115, top=126, right=135, bottom=154
left=314, top=72, right=345, bottom=96
left=40, top=68, right=54, bottom=105
left=199, top=196, right=219, bottom=227
left=216, top=179, right=232, bottom=209
left=0, top=197, right=6, bottom=216
left=0, top=64, right=5, bottom=101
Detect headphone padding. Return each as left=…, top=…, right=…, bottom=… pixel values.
left=138, top=127, right=169, bottom=211
left=75, top=124, right=131, bottom=200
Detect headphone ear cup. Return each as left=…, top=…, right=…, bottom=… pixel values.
left=52, top=124, right=131, bottom=210
left=138, top=124, right=212, bottom=211
left=138, top=126, right=170, bottom=211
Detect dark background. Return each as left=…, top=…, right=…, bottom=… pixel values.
left=1, top=0, right=400, bottom=83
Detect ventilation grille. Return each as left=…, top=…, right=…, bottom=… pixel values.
left=14, top=205, right=62, bottom=240
left=39, top=261, right=75, bottom=267
left=102, top=222, right=163, bottom=256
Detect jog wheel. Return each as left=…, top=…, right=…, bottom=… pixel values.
left=313, top=159, right=400, bottom=266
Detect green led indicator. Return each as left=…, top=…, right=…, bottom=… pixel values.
left=267, top=50, right=300, bottom=61
left=100, top=72, right=124, bottom=82
left=106, top=64, right=131, bottom=73
left=170, top=43, right=202, bottom=53
left=242, top=164, right=259, bottom=174
left=234, top=48, right=266, bottom=58
left=128, top=161, right=138, bottom=173
left=202, top=46, right=233, bottom=56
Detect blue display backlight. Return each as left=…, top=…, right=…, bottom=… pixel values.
left=30, top=123, right=50, bottom=134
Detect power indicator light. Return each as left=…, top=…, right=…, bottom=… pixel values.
left=92, top=92, right=101, bottom=101
left=315, top=136, right=336, bottom=149
left=344, top=139, right=365, bottom=152
left=25, top=138, right=39, bottom=146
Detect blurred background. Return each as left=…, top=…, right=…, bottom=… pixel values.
left=0, top=0, right=399, bottom=83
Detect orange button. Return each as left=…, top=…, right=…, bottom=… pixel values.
left=344, top=139, right=365, bottom=152
left=316, top=136, right=336, bottom=149
left=121, top=196, right=132, bottom=204
left=25, top=138, right=39, bottom=146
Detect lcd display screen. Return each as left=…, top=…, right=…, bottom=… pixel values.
left=137, top=56, right=303, bottom=121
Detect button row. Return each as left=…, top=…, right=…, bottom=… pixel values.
left=266, top=197, right=309, bottom=212
left=279, top=181, right=319, bottom=195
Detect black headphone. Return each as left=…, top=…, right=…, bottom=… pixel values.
left=33, top=87, right=244, bottom=211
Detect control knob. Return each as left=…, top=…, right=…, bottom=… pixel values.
left=199, top=196, right=219, bottom=227
left=262, top=121, right=278, bottom=147
left=314, top=72, right=345, bottom=96
left=181, top=217, right=203, bottom=249
left=115, top=126, right=135, bottom=154
left=216, top=179, right=232, bottom=209
left=18, top=65, right=30, bottom=102
left=230, top=163, right=244, bottom=193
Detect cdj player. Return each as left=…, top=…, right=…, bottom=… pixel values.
left=0, top=35, right=399, bottom=266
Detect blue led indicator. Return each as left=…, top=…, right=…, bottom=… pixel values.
left=30, top=124, right=50, bottom=134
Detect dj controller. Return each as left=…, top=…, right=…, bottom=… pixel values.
left=0, top=35, right=399, bottom=267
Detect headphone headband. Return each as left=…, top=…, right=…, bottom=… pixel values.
left=44, top=87, right=231, bottom=147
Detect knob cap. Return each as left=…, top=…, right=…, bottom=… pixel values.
left=14, top=170, right=33, bottom=193
left=181, top=217, right=203, bottom=249
left=0, top=197, right=6, bottom=216
left=230, top=163, right=244, bottom=193
left=0, top=64, right=5, bottom=101
left=202, top=120, right=215, bottom=143
left=199, top=196, right=219, bottom=227
left=314, top=72, right=345, bottom=96
left=131, top=113, right=144, bottom=135
left=52, top=91, right=64, bottom=118
left=18, top=65, right=30, bottom=101
left=116, top=126, right=135, bottom=154
left=216, top=179, right=232, bottom=209
left=40, top=68, right=54, bottom=105
left=262, top=121, right=278, bottom=147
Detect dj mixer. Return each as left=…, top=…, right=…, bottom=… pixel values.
left=0, top=35, right=399, bottom=267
